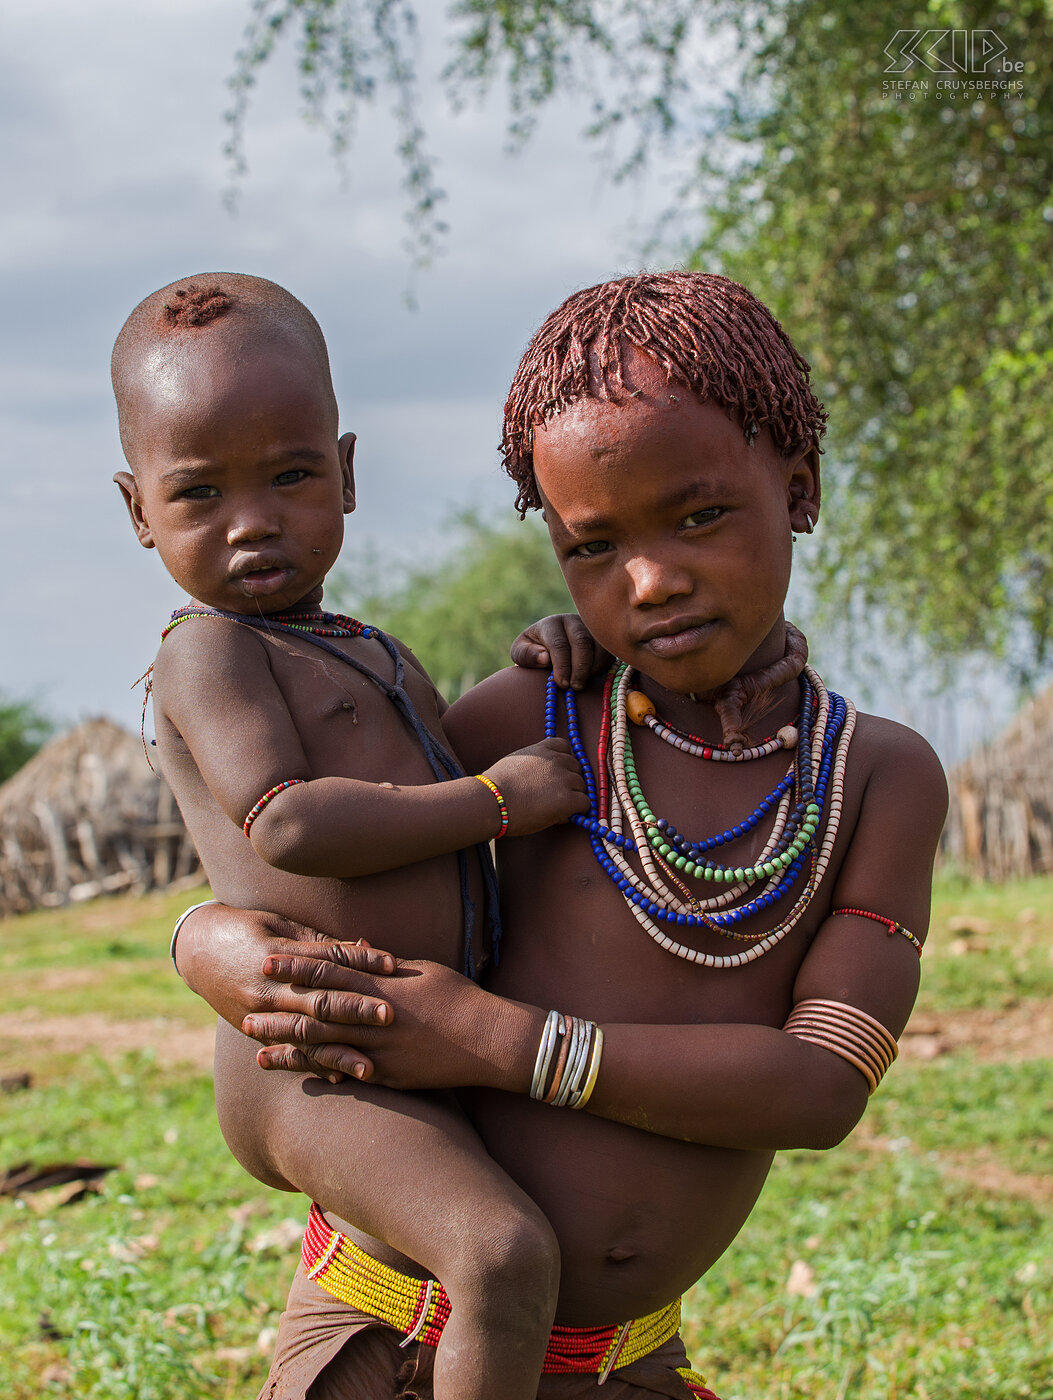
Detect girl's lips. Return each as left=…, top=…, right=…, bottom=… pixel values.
left=643, top=623, right=715, bottom=658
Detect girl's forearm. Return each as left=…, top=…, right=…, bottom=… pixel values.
left=583, top=1021, right=868, bottom=1150
left=486, top=1005, right=869, bottom=1151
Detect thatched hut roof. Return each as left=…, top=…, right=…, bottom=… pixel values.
left=943, top=683, right=1053, bottom=880
left=0, top=718, right=199, bottom=917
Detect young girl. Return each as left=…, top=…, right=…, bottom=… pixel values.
left=174, top=271, right=947, bottom=1400
left=112, top=272, right=593, bottom=1400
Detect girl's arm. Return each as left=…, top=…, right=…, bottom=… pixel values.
left=236, top=720, right=947, bottom=1151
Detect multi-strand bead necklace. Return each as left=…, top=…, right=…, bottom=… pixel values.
left=546, top=661, right=856, bottom=968
left=162, top=605, right=374, bottom=642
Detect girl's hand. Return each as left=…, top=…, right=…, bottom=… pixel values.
left=510, top=613, right=611, bottom=690
left=172, top=902, right=397, bottom=1081
left=246, top=954, right=543, bottom=1094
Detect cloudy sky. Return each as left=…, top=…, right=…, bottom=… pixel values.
left=2, top=0, right=701, bottom=732
left=0, top=1, right=1014, bottom=759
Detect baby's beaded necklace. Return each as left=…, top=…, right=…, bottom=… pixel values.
left=162, top=605, right=374, bottom=642
left=546, top=662, right=856, bottom=968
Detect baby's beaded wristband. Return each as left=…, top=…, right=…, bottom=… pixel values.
left=473, top=774, right=510, bottom=839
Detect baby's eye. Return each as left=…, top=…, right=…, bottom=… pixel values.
left=274, top=469, right=308, bottom=486
left=179, top=484, right=219, bottom=500
left=572, top=539, right=612, bottom=558
left=681, top=507, right=723, bottom=528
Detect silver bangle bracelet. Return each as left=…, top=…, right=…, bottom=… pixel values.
left=530, top=1010, right=563, bottom=1099
left=170, top=899, right=221, bottom=981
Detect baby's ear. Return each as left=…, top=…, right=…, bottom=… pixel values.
left=338, top=432, right=357, bottom=515
left=113, top=471, right=156, bottom=549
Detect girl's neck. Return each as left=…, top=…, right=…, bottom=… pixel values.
left=634, top=621, right=810, bottom=751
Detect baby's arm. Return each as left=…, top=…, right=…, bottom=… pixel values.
left=155, top=622, right=587, bottom=879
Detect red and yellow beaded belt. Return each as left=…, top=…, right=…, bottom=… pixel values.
left=301, top=1204, right=715, bottom=1391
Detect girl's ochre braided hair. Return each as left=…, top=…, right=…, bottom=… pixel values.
left=502, top=270, right=827, bottom=516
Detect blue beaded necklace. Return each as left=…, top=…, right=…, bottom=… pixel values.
left=545, top=663, right=856, bottom=967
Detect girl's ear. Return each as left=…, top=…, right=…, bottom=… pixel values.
left=113, top=471, right=156, bottom=548
left=787, top=447, right=821, bottom=535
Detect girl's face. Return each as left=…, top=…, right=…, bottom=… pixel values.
left=533, top=351, right=819, bottom=697
left=115, top=338, right=355, bottom=615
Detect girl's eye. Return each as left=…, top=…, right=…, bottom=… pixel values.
left=682, top=507, right=722, bottom=528
left=275, top=469, right=308, bottom=486
left=180, top=485, right=219, bottom=500
left=572, top=540, right=612, bottom=558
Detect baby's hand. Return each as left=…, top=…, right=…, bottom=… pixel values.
left=482, top=737, right=590, bottom=837
left=510, top=613, right=612, bottom=690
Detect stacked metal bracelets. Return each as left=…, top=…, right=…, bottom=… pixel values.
left=530, top=1010, right=605, bottom=1109
left=783, top=998, right=898, bottom=1095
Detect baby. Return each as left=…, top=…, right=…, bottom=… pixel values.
left=112, top=272, right=590, bottom=1400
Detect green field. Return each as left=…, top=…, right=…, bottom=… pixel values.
left=1, top=876, right=1051, bottom=1398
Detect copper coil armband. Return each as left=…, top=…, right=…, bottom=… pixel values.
left=783, top=997, right=898, bottom=1094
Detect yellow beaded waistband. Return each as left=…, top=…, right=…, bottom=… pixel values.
left=301, top=1204, right=686, bottom=1382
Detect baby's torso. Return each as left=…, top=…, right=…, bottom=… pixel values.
left=154, top=622, right=475, bottom=968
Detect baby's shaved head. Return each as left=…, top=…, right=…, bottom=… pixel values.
left=112, top=273, right=336, bottom=464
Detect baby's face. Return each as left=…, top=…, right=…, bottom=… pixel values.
left=115, top=337, right=354, bottom=614
left=533, top=351, right=817, bottom=696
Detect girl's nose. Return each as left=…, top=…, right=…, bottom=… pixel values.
left=625, top=551, right=692, bottom=608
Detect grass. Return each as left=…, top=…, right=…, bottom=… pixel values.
left=1, top=876, right=1051, bottom=1397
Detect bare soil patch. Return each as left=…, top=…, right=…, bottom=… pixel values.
left=0, top=1011, right=214, bottom=1069
left=34, top=967, right=109, bottom=992
left=937, top=1149, right=1053, bottom=1207
left=901, top=997, right=1053, bottom=1063
left=851, top=1118, right=1053, bottom=1207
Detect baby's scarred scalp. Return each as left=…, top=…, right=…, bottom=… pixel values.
left=112, top=273, right=337, bottom=464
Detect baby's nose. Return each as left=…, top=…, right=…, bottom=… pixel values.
left=227, top=510, right=280, bottom=544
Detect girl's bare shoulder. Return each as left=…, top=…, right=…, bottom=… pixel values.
left=848, top=709, right=948, bottom=811
left=444, top=666, right=572, bottom=772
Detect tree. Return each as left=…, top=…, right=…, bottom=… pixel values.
left=691, top=2, right=1053, bottom=672
left=333, top=513, right=572, bottom=698
left=225, top=0, right=703, bottom=264
left=229, top=0, right=1053, bottom=669
left=0, top=695, right=53, bottom=785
